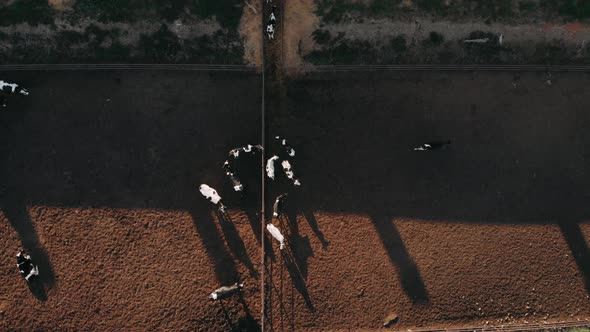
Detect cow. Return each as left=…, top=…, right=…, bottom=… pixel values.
left=413, top=140, right=452, bottom=151
left=266, top=155, right=279, bottom=180
left=281, top=160, right=301, bottom=186
left=209, top=282, right=244, bottom=301
left=16, top=251, right=38, bottom=283
left=273, top=193, right=288, bottom=218
left=266, top=223, right=285, bottom=250
left=267, top=23, right=275, bottom=40
left=275, top=136, right=295, bottom=157
left=228, top=144, right=263, bottom=159
left=0, top=80, right=29, bottom=96
left=199, top=184, right=227, bottom=212
left=269, top=6, right=277, bottom=23
left=222, top=160, right=243, bottom=192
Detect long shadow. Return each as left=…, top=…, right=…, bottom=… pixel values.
left=279, top=207, right=315, bottom=311
left=559, top=221, right=590, bottom=291
left=283, top=210, right=313, bottom=281
left=2, top=196, right=55, bottom=300
left=302, top=210, right=329, bottom=250
left=284, top=186, right=329, bottom=250
left=281, top=246, right=315, bottom=312
left=215, top=210, right=259, bottom=278
left=189, top=198, right=239, bottom=285
left=236, top=292, right=262, bottom=332
left=369, top=213, right=429, bottom=304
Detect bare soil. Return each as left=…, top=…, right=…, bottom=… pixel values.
left=2, top=69, right=590, bottom=330
left=0, top=70, right=263, bottom=331
left=264, top=70, right=590, bottom=330
left=283, top=0, right=319, bottom=67
left=239, top=0, right=263, bottom=66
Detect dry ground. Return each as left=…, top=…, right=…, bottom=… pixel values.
left=1, top=70, right=590, bottom=330
left=0, top=70, right=263, bottom=331
left=264, top=70, right=590, bottom=330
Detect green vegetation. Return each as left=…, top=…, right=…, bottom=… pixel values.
left=312, top=29, right=332, bottom=45
left=0, top=0, right=54, bottom=26
left=138, top=24, right=182, bottom=62
left=72, top=0, right=243, bottom=28
left=0, top=0, right=245, bottom=64
left=422, top=32, right=445, bottom=47
left=390, top=35, right=407, bottom=53
left=305, top=28, right=590, bottom=65
left=190, top=0, right=243, bottom=30
left=0, top=23, right=243, bottom=64
left=461, top=31, right=507, bottom=63
left=0, top=0, right=243, bottom=28
left=305, top=32, right=408, bottom=65
left=316, top=0, right=590, bottom=22
left=547, top=0, right=590, bottom=19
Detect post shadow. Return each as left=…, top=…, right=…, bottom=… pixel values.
left=236, top=292, right=262, bottom=332
left=282, top=211, right=313, bottom=281
left=559, top=221, right=590, bottom=293
left=369, top=213, right=429, bottom=304
left=281, top=243, right=315, bottom=312
left=264, top=256, right=296, bottom=330
left=2, top=196, right=55, bottom=300
left=188, top=197, right=239, bottom=285
left=280, top=206, right=315, bottom=312
left=214, top=210, right=258, bottom=278
left=285, top=185, right=330, bottom=249
left=217, top=300, right=235, bottom=331
left=302, top=210, right=329, bottom=249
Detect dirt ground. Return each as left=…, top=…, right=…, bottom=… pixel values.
left=264, top=70, right=590, bottom=330
left=1, top=69, right=590, bottom=331
left=0, top=70, right=263, bottom=331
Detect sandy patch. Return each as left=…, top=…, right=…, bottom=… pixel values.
left=283, top=0, right=319, bottom=67
left=48, top=0, right=75, bottom=11
left=239, top=0, right=263, bottom=67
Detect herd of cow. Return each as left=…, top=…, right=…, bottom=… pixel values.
left=201, top=136, right=300, bottom=301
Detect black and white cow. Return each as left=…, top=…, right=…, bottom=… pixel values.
left=281, top=160, right=301, bottom=186
left=1, top=80, right=29, bottom=108
left=16, top=251, right=38, bottom=283
left=209, top=282, right=244, bottom=300
left=269, top=6, right=277, bottom=23
left=199, top=184, right=227, bottom=212
left=222, top=160, right=243, bottom=192
left=413, top=140, right=452, bottom=151
left=275, top=136, right=295, bottom=157
left=266, top=23, right=275, bottom=40
left=228, top=144, right=263, bottom=159
left=273, top=193, right=288, bottom=218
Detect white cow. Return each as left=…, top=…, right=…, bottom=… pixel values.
left=266, top=155, right=279, bottom=179
left=266, top=223, right=285, bottom=250
left=199, top=184, right=227, bottom=212
left=209, top=282, right=244, bottom=300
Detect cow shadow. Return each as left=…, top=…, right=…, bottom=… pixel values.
left=1, top=195, right=55, bottom=300
left=188, top=198, right=240, bottom=285
left=215, top=209, right=259, bottom=278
